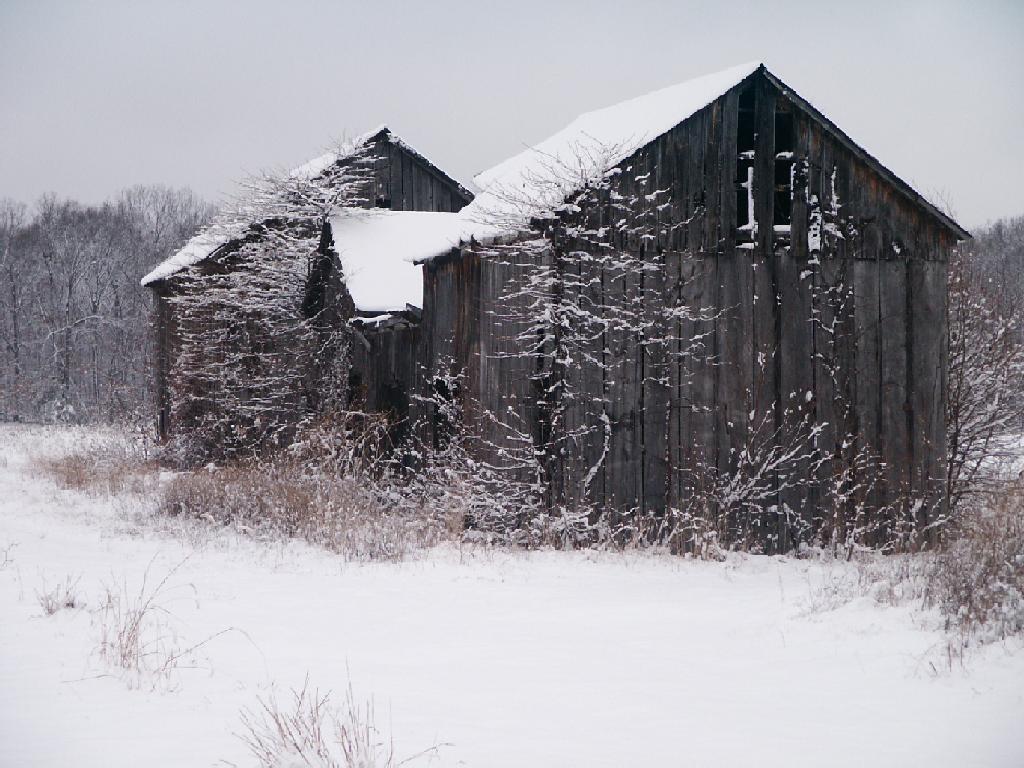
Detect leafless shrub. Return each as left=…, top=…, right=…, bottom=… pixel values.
left=924, top=480, right=1024, bottom=644
left=35, top=574, right=82, bottom=615
left=946, top=247, right=1024, bottom=511
left=234, top=678, right=442, bottom=768
left=95, top=556, right=231, bottom=688
left=806, top=474, right=1024, bottom=659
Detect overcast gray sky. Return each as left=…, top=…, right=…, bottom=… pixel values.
left=1, top=0, right=1020, bottom=229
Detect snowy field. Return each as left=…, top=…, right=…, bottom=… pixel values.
left=1, top=425, right=1023, bottom=768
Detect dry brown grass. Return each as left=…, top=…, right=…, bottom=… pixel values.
left=32, top=435, right=157, bottom=496
left=156, top=460, right=462, bottom=562
left=95, top=556, right=237, bottom=690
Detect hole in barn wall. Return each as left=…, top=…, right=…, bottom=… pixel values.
left=738, top=88, right=756, bottom=154
left=774, top=190, right=792, bottom=227
left=775, top=111, right=795, bottom=154
left=774, top=159, right=792, bottom=186
left=773, top=109, right=796, bottom=233
left=736, top=84, right=757, bottom=238
left=737, top=187, right=751, bottom=229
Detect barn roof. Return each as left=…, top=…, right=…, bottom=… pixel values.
left=415, top=61, right=967, bottom=263
left=140, top=126, right=472, bottom=288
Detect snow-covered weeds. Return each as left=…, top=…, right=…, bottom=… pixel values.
left=234, top=678, right=441, bottom=768
left=95, top=556, right=230, bottom=689
left=925, top=481, right=1024, bottom=644
left=805, top=477, right=1024, bottom=654
left=35, top=574, right=83, bottom=615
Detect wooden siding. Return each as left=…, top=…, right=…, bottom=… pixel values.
left=372, top=136, right=472, bottom=213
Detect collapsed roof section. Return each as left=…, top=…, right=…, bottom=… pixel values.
left=329, top=210, right=477, bottom=312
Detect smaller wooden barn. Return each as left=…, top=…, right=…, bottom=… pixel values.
left=141, top=126, right=472, bottom=441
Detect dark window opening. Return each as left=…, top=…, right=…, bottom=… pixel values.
left=775, top=111, right=795, bottom=154
left=774, top=158, right=792, bottom=186
left=737, top=111, right=756, bottom=154
left=738, top=84, right=755, bottom=112
left=736, top=156, right=754, bottom=185
left=736, top=85, right=756, bottom=239
left=736, top=187, right=750, bottom=229
left=737, top=88, right=756, bottom=154
left=774, top=190, right=792, bottom=227
left=773, top=108, right=796, bottom=231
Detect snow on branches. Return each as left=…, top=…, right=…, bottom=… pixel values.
left=946, top=244, right=1024, bottom=510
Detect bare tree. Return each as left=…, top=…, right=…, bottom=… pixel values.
left=946, top=241, right=1024, bottom=510
left=0, top=199, right=28, bottom=416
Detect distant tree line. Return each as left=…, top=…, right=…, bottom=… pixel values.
left=0, top=187, right=214, bottom=424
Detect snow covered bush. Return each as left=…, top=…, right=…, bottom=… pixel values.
left=925, top=480, right=1024, bottom=643
left=235, top=679, right=439, bottom=768
left=946, top=244, right=1024, bottom=511
left=35, top=574, right=82, bottom=615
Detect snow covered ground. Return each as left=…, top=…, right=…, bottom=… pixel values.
left=1, top=425, right=1022, bottom=768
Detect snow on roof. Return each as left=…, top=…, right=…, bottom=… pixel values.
left=288, top=124, right=387, bottom=181
left=463, top=61, right=762, bottom=232
left=330, top=210, right=477, bottom=312
left=140, top=228, right=234, bottom=286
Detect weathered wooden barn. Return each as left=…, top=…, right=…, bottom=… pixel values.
left=144, top=63, right=968, bottom=548
left=400, top=62, right=968, bottom=548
